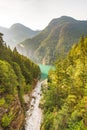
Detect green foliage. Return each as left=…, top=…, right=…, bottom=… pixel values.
left=67, top=120, right=86, bottom=130
left=1, top=112, right=14, bottom=128
left=0, top=60, right=18, bottom=94
left=43, top=112, right=55, bottom=130
left=0, top=34, right=41, bottom=94
left=12, top=62, right=25, bottom=86
left=5, top=95, right=14, bottom=104
left=12, top=48, right=40, bottom=84
left=41, top=37, right=87, bottom=130
left=24, top=84, right=32, bottom=94
left=0, top=33, right=41, bottom=129
left=0, top=98, right=5, bottom=106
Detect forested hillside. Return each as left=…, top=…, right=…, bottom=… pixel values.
left=41, top=37, right=87, bottom=130
left=17, top=16, right=87, bottom=64
left=0, top=33, right=40, bottom=130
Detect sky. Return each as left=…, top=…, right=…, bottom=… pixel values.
left=0, top=0, right=87, bottom=30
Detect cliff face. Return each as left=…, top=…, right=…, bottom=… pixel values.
left=0, top=94, right=24, bottom=130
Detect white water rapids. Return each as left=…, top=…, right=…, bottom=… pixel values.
left=25, top=81, right=42, bottom=130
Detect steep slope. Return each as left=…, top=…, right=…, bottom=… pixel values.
left=41, top=37, right=87, bottom=130
left=0, top=33, right=41, bottom=130
left=17, top=16, right=87, bottom=64
left=0, top=23, right=40, bottom=48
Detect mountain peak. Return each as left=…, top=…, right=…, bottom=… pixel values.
left=0, top=23, right=40, bottom=48
left=49, top=16, right=77, bottom=25
left=10, top=23, right=32, bottom=31
left=59, top=15, right=76, bottom=20
left=11, top=23, right=23, bottom=27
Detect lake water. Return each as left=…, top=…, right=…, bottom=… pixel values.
left=39, top=64, right=54, bottom=79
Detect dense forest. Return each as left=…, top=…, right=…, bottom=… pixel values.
left=0, top=33, right=40, bottom=129
left=41, top=37, right=87, bottom=130
left=0, top=29, right=87, bottom=130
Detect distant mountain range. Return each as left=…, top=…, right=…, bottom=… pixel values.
left=17, top=16, right=87, bottom=64
left=0, top=23, right=40, bottom=48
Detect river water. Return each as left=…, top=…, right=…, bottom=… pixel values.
left=25, top=81, right=42, bottom=130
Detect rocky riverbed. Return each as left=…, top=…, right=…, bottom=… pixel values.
left=25, top=81, right=42, bottom=130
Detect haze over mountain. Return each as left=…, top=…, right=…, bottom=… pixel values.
left=17, top=16, right=87, bottom=64
left=0, top=23, right=40, bottom=48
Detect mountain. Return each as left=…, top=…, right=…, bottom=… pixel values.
left=17, top=16, right=87, bottom=64
left=0, top=23, right=40, bottom=48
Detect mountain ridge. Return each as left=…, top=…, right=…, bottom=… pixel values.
left=49, top=16, right=77, bottom=25
left=0, top=23, right=40, bottom=48
left=17, top=16, right=87, bottom=64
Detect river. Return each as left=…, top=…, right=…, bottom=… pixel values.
left=25, top=81, right=42, bottom=130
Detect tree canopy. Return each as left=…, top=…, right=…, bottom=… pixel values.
left=41, top=36, right=87, bottom=130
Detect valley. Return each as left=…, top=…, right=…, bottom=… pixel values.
left=0, top=15, right=87, bottom=130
